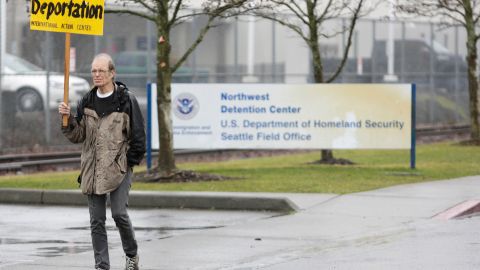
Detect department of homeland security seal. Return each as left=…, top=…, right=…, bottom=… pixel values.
left=174, top=92, right=199, bottom=120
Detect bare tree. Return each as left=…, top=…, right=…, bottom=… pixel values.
left=398, top=0, right=480, bottom=144
left=108, top=0, right=253, bottom=177
left=254, top=0, right=366, bottom=164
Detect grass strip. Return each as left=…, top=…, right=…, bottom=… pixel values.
left=0, top=142, right=478, bottom=194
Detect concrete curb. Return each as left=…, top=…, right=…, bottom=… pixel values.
left=0, top=188, right=299, bottom=212
left=0, top=188, right=87, bottom=206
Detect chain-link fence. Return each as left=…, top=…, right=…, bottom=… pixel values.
left=0, top=1, right=474, bottom=153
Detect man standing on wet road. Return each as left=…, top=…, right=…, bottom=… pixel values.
left=58, top=53, right=145, bottom=270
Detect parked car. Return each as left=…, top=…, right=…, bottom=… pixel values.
left=1, top=53, right=90, bottom=112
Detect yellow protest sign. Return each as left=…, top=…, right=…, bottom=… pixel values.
left=30, top=0, right=104, bottom=35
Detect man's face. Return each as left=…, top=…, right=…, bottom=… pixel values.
left=91, top=57, right=115, bottom=88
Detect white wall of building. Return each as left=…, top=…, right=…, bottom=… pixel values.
left=3, top=0, right=473, bottom=79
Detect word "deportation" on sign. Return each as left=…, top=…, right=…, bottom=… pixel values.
left=31, top=0, right=103, bottom=20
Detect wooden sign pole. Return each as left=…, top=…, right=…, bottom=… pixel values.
left=62, top=32, right=71, bottom=127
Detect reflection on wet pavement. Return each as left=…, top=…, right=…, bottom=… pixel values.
left=0, top=204, right=274, bottom=267
left=66, top=225, right=225, bottom=231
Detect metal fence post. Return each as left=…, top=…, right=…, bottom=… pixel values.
left=354, top=30, right=358, bottom=80
left=454, top=25, right=461, bottom=123
left=44, top=32, right=52, bottom=144
left=234, top=16, right=239, bottom=82
left=271, top=16, right=276, bottom=83
left=341, top=18, right=346, bottom=82
left=146, top=20, right=153, bottom=84
left=401, top=22, right=406, bottom=82
left=190, top=10, right=197, bottom=83
left=0, top=0, right=6, bottom=148
left=371, top=20, right=376, bottom=83
left=429, top=23, right=436, bottom=124
left=94, top=35, right=100, bottom=55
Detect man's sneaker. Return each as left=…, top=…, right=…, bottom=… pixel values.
left=125, top=254, right=139, bottom=270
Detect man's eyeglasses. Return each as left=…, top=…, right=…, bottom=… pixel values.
left=91, top=69, right=109, bottom=75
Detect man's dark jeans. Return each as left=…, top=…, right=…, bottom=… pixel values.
left=88, top=168, right=137, bottom=270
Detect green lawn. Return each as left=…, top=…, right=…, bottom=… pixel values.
left=1, top=143, right=479, bottom=194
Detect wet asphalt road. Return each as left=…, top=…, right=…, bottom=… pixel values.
left=3, top=177, right=480, bottom=269
left=0, top=204, right=274, bottom=268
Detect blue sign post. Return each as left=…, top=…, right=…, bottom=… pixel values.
left=146, top=83, right=152, bottom=172
left=410, top=84, right=416, bottom=169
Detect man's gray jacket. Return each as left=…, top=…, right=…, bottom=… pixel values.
left=62, top=82, right=146, bottom=195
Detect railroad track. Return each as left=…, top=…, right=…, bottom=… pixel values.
left=0, top=125, right=471, bottom=174
left=0, top=149, right=218, bottom=174
left=416, top=125, right=470, bottom=137
left=416, top=125, right=470, bottom=142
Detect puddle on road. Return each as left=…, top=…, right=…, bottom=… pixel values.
left=66, top=225, right=225, bottom=231
left=0, top=226, right=203, bottom=263
left=0, top=204, right=275, bottom=266
left=0, top=227, right=181, bottom=260
left=0, top=238, right=92, bottom=257
left=1, top=238, right=72, bottom=245
left=36, top=245, right=92, bottom=257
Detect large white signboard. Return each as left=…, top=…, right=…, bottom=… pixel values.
left=149, top=84, right=412, bottom=149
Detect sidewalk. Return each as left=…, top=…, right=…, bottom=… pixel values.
left=3, top=175, right=480, bottom=269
